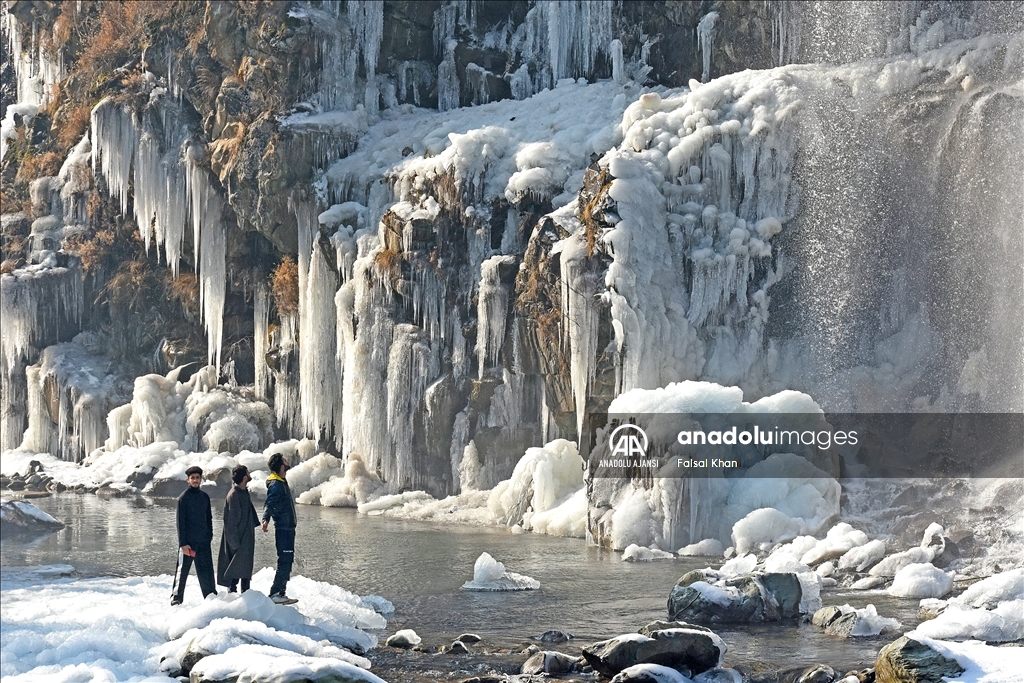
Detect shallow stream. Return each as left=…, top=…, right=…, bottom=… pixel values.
left=1, top=494, right=924, bottom=681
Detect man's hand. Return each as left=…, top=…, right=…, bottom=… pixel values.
left=261, top=521, right=269, bottom=533
left=180, top=545, right=194, bottom=557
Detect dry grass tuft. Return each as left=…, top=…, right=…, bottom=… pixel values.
left=271, top=257, right=299, bottom=316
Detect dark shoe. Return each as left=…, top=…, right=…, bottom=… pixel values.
left=270, top=593, right=298, bottom=605
left=171, top=598, right=182, bottom=606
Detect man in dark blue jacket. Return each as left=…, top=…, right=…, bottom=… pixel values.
left=171, top=466, right=217, bottom=606
left=262, top=453, right=298, bottom=605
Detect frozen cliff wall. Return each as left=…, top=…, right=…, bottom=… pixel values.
left=2, top=1, right=1022, bottom=497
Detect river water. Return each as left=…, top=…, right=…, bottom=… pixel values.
left=1, top=494, right=923, bottom=681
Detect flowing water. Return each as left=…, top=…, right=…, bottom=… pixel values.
left=1, top=494, right=925, bottom=681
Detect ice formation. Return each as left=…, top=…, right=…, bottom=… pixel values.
left=888, top=563, right=955, bottom=599
left=461, top=552, right=540, bottom=591
left=622, top=544, right=675, bottom=562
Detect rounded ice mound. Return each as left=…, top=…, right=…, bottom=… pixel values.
left=889, top=563, right=954, bottom=599
left=461, top=552, right=540, bottom=591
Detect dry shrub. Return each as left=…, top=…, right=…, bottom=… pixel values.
left=271, top=257, right=299, bottom=316
left=104, top=259, right=157, bottom=310
left=64, top=228, right=116, bottom=273
left=373, top=247, right=402, bottom=279
left=17, top=151, right=64, bottom=183
left=167, top=271, right=200, bottom=318
left=54, top=102, right=92, bottom=149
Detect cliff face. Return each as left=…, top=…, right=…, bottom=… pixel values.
left=2, top=0, right=1022, bottom=517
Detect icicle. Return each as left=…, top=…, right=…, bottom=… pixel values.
left=464, top=63, right=491, bottom=106
left=476, top=255, right=515, bottom=379
left=91, top=99, right=139, bottom=217
left=560, top=235, right=601, bottom=437
left=385, top=324, right=438, bottom=489
left=697, top=12, right=719, bottom=83
left=184, top=149, right=227, bottom=372
left=299, top=239, right=340, bottom=443
left=437, top=40, right=460, bottom=112
left=254, top=280, right=270, bottom=400
left=611, top=38, right=625, bottom=84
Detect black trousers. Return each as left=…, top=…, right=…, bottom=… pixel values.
left=269, top=527, right=295, bottom=596
left=227, top=578, right=251, bottom=593
left=171, top=544, right=216, bottom=602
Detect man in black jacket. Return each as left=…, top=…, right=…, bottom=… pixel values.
left=262, top=453, right=298, bottom=605
left=171, top=466, right=217, bottom=606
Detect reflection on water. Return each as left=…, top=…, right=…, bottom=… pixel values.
left=2, top=494, right=923, bottom=677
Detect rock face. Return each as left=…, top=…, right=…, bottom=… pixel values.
left=667, top=572, right=804, bottom=623
left=581, top=627, right=725, bottom=678
left=875, top=637, right=965, bottom=683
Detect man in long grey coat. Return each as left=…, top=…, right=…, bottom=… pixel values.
left=217, top=465, right=260, bottom=593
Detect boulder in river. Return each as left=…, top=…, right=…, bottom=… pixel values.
left=875, top=636, right=964, bottom=683
left=667, top=571, right=809, bottom=623
left=0, top=499, right=64, bottom=537
left=581, top=626, right=725, bottom=677
left=522, top=650, right=578, bottom=675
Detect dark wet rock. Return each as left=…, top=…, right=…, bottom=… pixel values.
left=521, top=644, right=541, bottom=655
left=931, top=537, right=960, bottom=569
left=448, top=640, right=470, bottom=654
left=693, top=667, right=743, bottom=683
left=824, top=612, right=859, bottom=638
left=0, top=499, right=64, bottom=536
left=522, top=650, right=578, bottom=675
left=876, top=636, right=964, bottom=683
left=812, top=606, right=845, bottom=628
left=95, top=485, right=126, bottom=499
left=458, top=677, right=505, bottom=683
left=796, top=664, right=837, bottom=683
left=147, top=478, right=189, bottom=498
left=457, top=633, right=482, bottom=643
left=7, top=479, right=26, bottom=491
left=535, top=629, right=575, bottom=643
left=581, top=627, right=723, bottom=678
left=179, top=640, right=212, bottom=674
left=668, top=572, right=804, bottom=623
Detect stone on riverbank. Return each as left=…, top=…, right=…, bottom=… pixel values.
left=875, top=636, right=965, bottom=683
left=581, top=626, right=725, bottom=678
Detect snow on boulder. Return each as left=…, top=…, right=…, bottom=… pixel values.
left=678, top=540, right=725, bottom=557
left=188, top=645, right=386, bottom=683
left=838, top=539, right=887, bottom=572
left=667, top=569, right=817, bottom=623
left=911, top=600, right=1024, bottom=643
left=811, top=604, right=901, bottom=637
left=888, top=563, right=954, bottom=599
left=954, top=568, right=1024, bottom=610
left=799, top=523, right=869, bottom=566
left=623, top=545, right=675, bottom=561
left=461, top=552, right=539, bottom=591
left=0, top=499, right=63, bottom=535
left=611, top=663, right=694, bottom=683
left=385, top=629, right=421, bottom=648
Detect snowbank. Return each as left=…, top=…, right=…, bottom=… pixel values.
left=0, top=566, right=387, bottom=682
